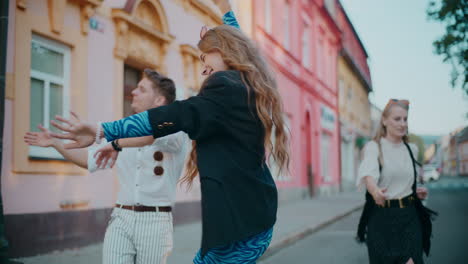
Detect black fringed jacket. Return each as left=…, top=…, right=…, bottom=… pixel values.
left=147, top=70, right=278, bottom=256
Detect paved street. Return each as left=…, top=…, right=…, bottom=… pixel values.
left=15, top=192, right=364, bottom=264
left=14, top=177, right=468, bottom=264
left=260, top=176, right=468, bottom=264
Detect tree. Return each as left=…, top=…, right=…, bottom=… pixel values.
left=408, top=134, right=426, bottom=164
left=427, top=0, right=468, bottom=94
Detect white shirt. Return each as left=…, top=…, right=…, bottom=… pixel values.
left=88, top=132, right=187, bottom=206
left=357, top=138, right=419, bottom=199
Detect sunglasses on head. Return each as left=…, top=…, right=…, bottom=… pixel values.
left=388, top=99, right=409, bottom=105
left=385, top=98, right=410, bottom=110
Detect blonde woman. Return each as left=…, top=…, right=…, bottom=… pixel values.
left=49, top=9, right=289, bottom=264
left=356, top=99, right=436, bottom=264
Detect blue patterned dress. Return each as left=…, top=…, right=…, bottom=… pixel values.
left=193, top=228, right=273, bottom=264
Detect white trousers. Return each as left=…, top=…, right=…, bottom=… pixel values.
left=103, top=208, right=173, bottom=264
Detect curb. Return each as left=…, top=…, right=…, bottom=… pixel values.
left=259, top=203, right=364, bottom=261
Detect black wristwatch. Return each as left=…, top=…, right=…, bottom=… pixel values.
left=111, top=139, right=122, bottom=152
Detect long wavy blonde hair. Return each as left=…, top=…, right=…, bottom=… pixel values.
left=181, top=25, right=290, bottom=188
left=373, top=99, right=409, bottom=165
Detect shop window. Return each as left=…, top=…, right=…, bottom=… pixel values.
left=320, top=132, right=332, bottom=182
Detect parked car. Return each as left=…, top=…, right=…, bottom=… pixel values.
left=422, top=165, right=440, bottom=182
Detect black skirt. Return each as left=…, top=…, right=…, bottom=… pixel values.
left=367, top=205, right=424, bottom=264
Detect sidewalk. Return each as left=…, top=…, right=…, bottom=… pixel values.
left=16, top=191, right=364, bottom=264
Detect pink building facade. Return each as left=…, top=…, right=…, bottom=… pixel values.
left=3, top=0, right=224, bottom=257
left=249, top=0, right=342, bottom=197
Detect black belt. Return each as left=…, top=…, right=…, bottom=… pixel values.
left=377, top=195, right=415, bottom=209
left=115, top=204, right=172, bottom=212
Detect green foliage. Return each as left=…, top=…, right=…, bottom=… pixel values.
left=355, top=136, right=369, bottom=150
left=427, top=0, right=468, bottom=94
left=408, top=133, right=426, bottom=164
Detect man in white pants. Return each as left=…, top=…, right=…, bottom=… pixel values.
left=24, top=69, right=186, bottom=264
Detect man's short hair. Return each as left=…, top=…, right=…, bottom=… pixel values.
left=143, top=69, right=176, bottom=104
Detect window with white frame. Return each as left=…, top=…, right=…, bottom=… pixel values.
left=283, top=1, right=290, bottom=50
left=302, top=24, right=310, bottom=68
left=264, top=0, right=272, bottom=33
left=29, top=34, right=70, bottom=159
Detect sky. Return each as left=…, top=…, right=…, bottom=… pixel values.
left=340, top=0, right=467, bottom=136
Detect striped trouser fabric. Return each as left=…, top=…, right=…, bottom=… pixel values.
left=103, top=208, right=173, bottom=264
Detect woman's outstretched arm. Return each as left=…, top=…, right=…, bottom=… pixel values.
left=49, top=111, right=154, bottom=148
left=215, top=0, right=240, bottom=29
left=50, top=72, right=237, bottom=149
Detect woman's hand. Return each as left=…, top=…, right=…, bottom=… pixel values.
left=370, top=187, right=388, bottom=206
left=213, top=0, right=231, bottom=14
left=416, top=186, right=428, bottom=200
left=24, top=124, right=59, bottom=147
left=94, top=144, right=119, bottom=169
left=50, top=111, right=97, bottom=149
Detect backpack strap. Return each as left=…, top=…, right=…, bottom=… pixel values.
left=403, top=142, right=418, bottom=195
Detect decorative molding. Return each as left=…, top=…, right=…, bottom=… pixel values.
left=16, top=0, right=26, bottom=10
left=180, top=44, right=200, bottom=58
left=22, top=0, right=104, bottom=35
left=69, top=0, right=104, bottom=35
left=112, top=10, right=173, bottom=43
left=173, top=0, right=223, bottom=26
left=114, top=19, right=129, bottom=60
left=112, top=1, right=174, bottom=71
left=121, top=0, right=170, bottom=32
left=47, top=0, right=66, bottom=34
left=180, top=44, right=202, bottom=96
left=80, top=4, right=95, bottom=35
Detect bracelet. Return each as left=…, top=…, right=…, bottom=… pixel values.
left=111, top=139, right=122, bottom=152
left=95, top=122, right=102, bottom=144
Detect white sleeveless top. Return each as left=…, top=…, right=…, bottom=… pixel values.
left=356, top=138, right=419, bottom=199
